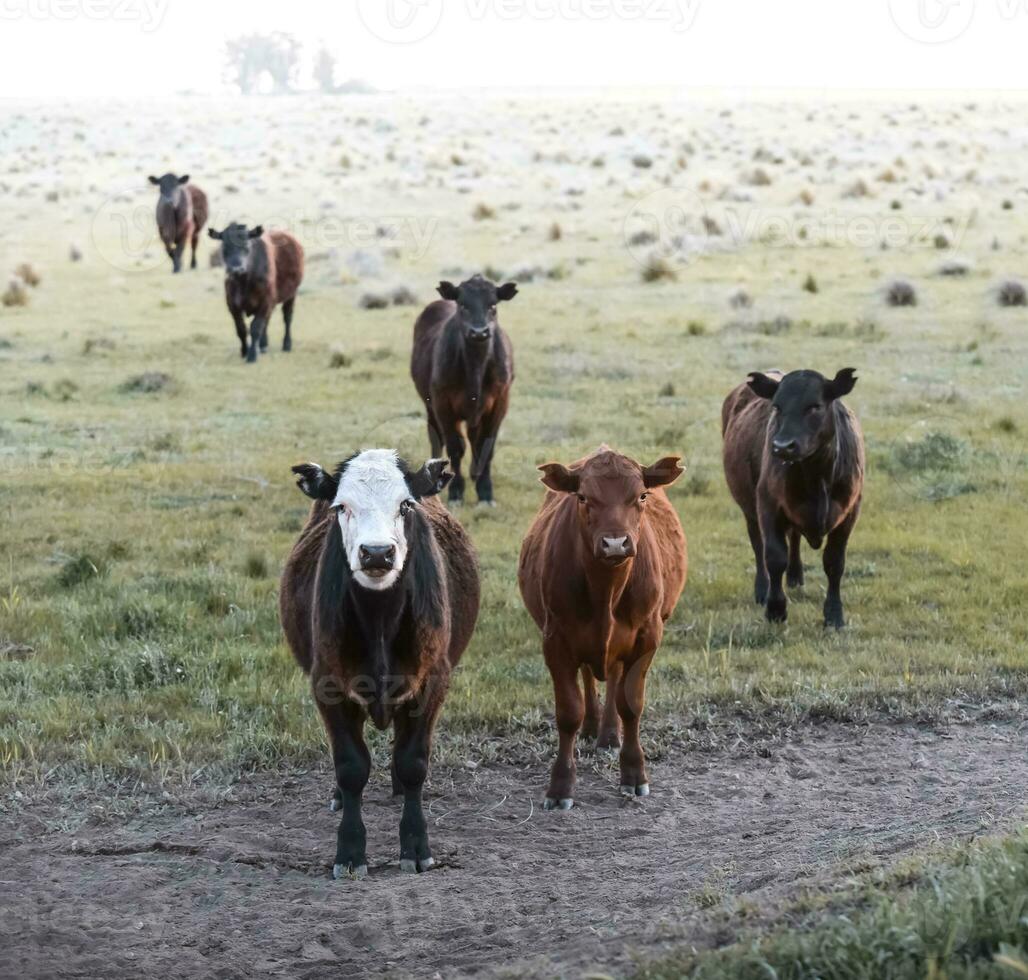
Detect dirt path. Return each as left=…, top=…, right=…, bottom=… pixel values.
left=2, top=719, right=1026, bottom=980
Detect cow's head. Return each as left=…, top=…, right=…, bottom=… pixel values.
left=748, top=368, right=858, bottom=463
left=292, top=450, right=451, bottom=592
left=437, top=274, right=518, bottom=347
left=208, top=223, right=263, bottom=277
left=538, top=447, right=683, bottom=566
left=148, top=172, right=189, bottom=206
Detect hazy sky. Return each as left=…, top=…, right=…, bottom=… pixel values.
left=1, top=0, right=1025, bottom=98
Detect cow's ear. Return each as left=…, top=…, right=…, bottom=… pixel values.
left=178, top=174, right=190, bottom=185
left=249, top=225, right=264, bottom=239
left=824, top=367, right=858, bottom=401
left=538, top=463, right=580, bottom=494
left=437, top=281, right=460, bottom=301
left=208, top=228, right=223, bottom=241
left=291, top=463, right=338, bottom=501
left=407, top=458, right=452, bottom=499
left=747, top=372, right=780, bottom=400
left=643, top=456, right=684, bottom=489
left=148, top=175, right=160, bottom=185
left=496, top=282, right=518, bottom=302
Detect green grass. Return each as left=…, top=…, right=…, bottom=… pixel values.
left=1, top=94, right=1027, bottom=787
left=639, top=829, right=1028, bottom=979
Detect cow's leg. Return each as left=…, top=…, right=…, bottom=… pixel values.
left=190, top=230, right=199, bottom=270
left=259, top=312, right=270, bottom=353
left=320, top=700, right=371, bottom=880
left=426, top=412, right=443, bottom=459
left=823, top=506, right=858, bottom=629
left=746, top=516, right=768, bottom=605
left=393, top=698, right=440, bottom=873
left=247, top=314, right=268, bottom=363
left=171, top=238, right=185, bottom=274
left=787, top=528, right=804, bottom=588
left=617, top=647, right=655, bottom=796
left=435, top=405, right=466, bottom=504
left=544, top=639, right=582, bottom=810
left=761, top=509, right=789, bottom=624
left=580, top=665, right=600, bottom=739
left=470, top=393, right=508, bottom=505
left=231, top=309, right=248, bottom=359
left=282, top=297, right=295, bottom=352
left=597, top=659, right=623, bottom=750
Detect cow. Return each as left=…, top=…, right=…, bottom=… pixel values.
left=517, top=446, right=688, bottom=809
left=208, top=224, right=304, bottom=363
left=280, top=449, right=480, bottom=879
left=147, top=173, right=208, bottom=274
left=410, top=274, right=518, bottom=506
left=721, top=368, right=865, bottom=628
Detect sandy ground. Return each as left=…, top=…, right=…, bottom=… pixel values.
left=2, top=717, right=1026, bottom=980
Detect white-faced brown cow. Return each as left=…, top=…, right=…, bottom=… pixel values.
left=518, top=446, right=688, bottom=809
left=280, top=450, right=480, bottom=879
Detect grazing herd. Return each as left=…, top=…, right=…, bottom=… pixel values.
left=149, top=172, right=867, bottom=878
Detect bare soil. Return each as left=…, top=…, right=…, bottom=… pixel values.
left=2, top=718, right=1026, bottom=980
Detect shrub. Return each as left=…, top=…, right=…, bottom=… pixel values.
left=119, top=372, right=175, bottom=394
left=802, top=273, right=819, bottom=294
left=886, top=280, right=917, bottom=307
left=641, top=255, right=676, bottom=283
left=997, top=280, right=1027, bottom=307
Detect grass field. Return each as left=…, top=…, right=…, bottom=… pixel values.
left=1, top=90, right=1027, bottom=977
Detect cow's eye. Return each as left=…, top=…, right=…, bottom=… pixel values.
left=577, top=494, right=587, bottom=504
left=335, top=503, right=349, bottom=517
left=639, top=492, right=650, bottom=503
left=399, top=500, right=414, bottom=517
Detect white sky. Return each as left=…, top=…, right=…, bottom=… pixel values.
left=0, top=0, right=1025, bottom=99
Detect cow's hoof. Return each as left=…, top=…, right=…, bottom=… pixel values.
left=543, top=797, right=573, bottom=811
left=329, top=794, right=342, bottom=813
left=475, top=500, right=496, bottom=509
left=765, top=600, right=787, bottom=624
left=282, top=342, right=292, bottom=353
left=333, top=863, right=368, bottom=881
left=620, top=783, right=649, bottom=798
left=596, top=731, right=621, bottom=750
left=400, top=856, right=435, bottom=874
left=787, top=573, right=804, bottom=588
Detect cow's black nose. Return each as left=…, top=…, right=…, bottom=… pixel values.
left=359, top=545, right=396, bottom=571
left=468, top=328, right=489, bottom=341
left=772, top=438, right=798, bottom=458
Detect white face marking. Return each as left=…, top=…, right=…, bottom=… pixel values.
left=332, top=449, right=414, bottom=592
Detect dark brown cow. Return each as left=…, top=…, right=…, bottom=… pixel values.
left=410, top=274, right=518, bottom=505
left=280, top=449, right=480, bottom=879
left=518, top=446, right=688, bottom=809
left=208, top=223, right=304, bottom=363
left=147, top=173, right=208, bottom=273
left=721, top=368, right=865, bottom=628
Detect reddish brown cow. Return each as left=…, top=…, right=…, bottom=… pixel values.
left=209, top=223, right=304, bottom=363
left=721, top=368, right=865, bottom=628
left=148, top=173, right=208, bottom=273
left=410, top=274, right=518, bottom=505
left=280, top=449, right=480, bottom=878
left=518, top=447, right=688, bottom=809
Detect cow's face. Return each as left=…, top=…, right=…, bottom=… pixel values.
left=148, top=172, right=189, bottom=206
left=539, top=449, right=683, bottom=566
left=208, top=223, right=263, bottom=277
left=437, top=275, right=518, bottom=347
left=292, top=451, right=451, bottom=592
left=748, top=368, right=858, bottom=463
